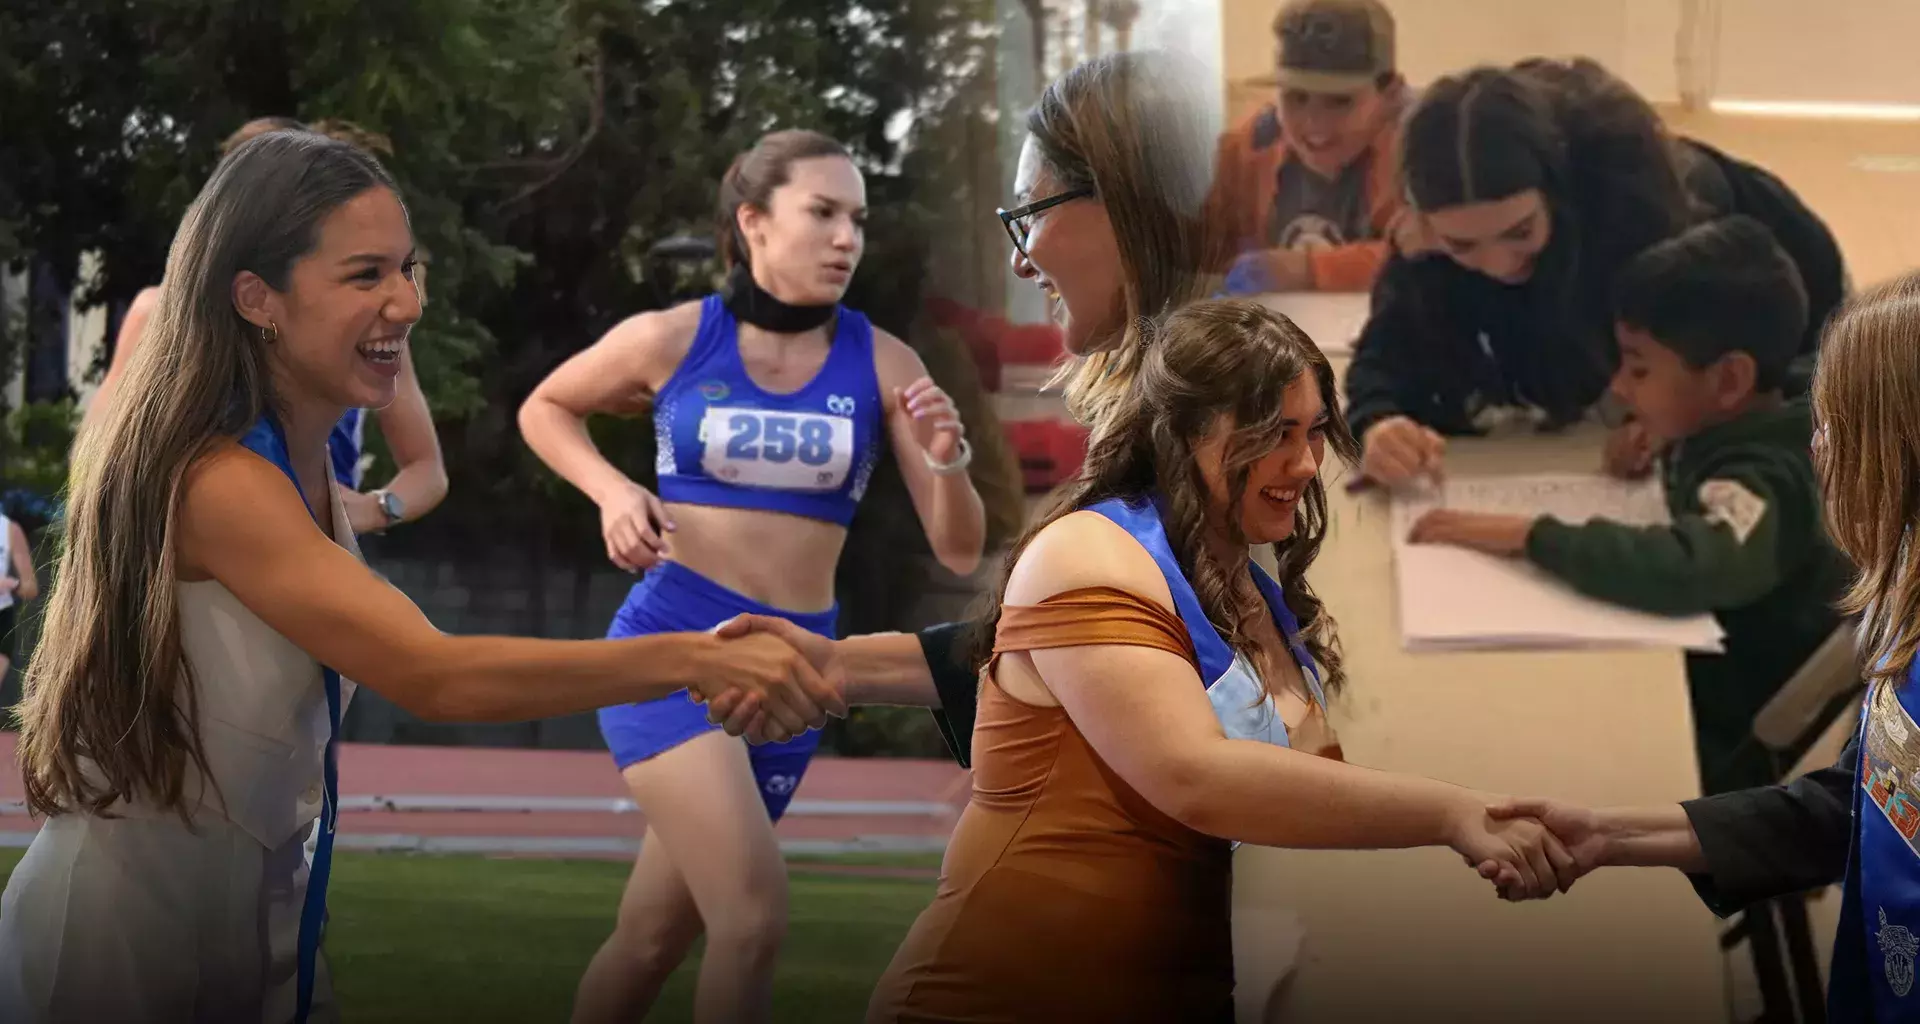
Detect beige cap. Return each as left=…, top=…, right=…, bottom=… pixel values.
left=1271, top=0, right=1396, bottom=94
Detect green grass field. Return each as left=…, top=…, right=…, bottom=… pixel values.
left=0, top=847, right=933, bottom=1022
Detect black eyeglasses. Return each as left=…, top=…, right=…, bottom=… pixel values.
left=997, top=187, right=1095, bottom=259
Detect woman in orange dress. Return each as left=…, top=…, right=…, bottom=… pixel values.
left=858, top=298, right=1569, bottom=1023
left=702, top=51, right=1575, bottom=1020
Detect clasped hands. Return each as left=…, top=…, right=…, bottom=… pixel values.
left=694, top=616, right=1607, bottom=904
left=1461, top=797, right=1610, bottom=902
left=689, top=613, right=846, bottom=745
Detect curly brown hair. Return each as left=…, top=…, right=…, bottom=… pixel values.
left=970, top=299, right=1360, bottom=697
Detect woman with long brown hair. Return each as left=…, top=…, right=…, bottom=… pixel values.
left=862, top=300, right=1567, bottom=1022
left=0, top=128, right=836, bottom=1024
left=87, top=115, right=448, bottom=534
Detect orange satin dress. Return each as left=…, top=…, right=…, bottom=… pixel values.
left=866, top=587, right=1342, bottom=1023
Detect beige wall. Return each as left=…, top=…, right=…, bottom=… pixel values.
left=1712, top=0, right=1920, bottom=105
left=1221, top=0, right=1683, bottom=102
left=1223, top=0, right=1920, bottom=112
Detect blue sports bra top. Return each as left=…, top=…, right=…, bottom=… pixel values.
left=652, top=294, right=885, bottom=527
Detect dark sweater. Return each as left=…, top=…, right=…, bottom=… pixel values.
left=1344, top=138, right=1846, bottom=441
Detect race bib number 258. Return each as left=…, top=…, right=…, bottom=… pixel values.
left=700, top=408, right=854, bottom=491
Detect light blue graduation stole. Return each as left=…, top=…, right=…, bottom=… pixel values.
left=237, top=414, right=342, bottom=1024
left=1082, top=492, right=1327, bottom=745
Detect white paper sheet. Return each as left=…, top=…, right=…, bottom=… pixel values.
left=1390, top=473, right=1726, bottom=653
left=1255, top=293, right=1370, bottom=356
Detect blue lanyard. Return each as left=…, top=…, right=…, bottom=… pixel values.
left=237, top=415, right=342, bottom=1024
left=294, top=667, right=340, bottom=1023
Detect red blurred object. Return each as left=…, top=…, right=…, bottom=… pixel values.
left=1051, top=421, right=1090, bottom=482
left=1004, top=419, right=1089, bottom=493
left=927, top=297, right=1004, bottom=390
left=924, top=297, right=1065, bottom=387
left=1000, top=322, right=1064, bottom=366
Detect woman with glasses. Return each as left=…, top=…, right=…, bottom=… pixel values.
left=518, top=128, right=985, bottom=1024
left=712, top=52, right=1569, bottom=1023
left=704, top=50, right=1240, bottom=764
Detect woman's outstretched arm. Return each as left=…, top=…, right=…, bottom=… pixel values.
left=1007, top=512, right=1573, bottom=896
left=178, top=444, right=842, bottom=732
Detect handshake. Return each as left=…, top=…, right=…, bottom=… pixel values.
left=688, top=613, right=850, bottom=745
left=687, top=612, right=1681, bottom=903
left=1458, top=797, right=1633, bottom=902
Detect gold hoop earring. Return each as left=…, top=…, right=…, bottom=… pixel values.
left=263, top=320, right=279, bottom=344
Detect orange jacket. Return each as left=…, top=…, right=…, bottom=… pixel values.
left=1209, top=104, right=1404, bottom=292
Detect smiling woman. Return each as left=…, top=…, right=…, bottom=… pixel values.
left=235, top=190, right=423, bottom=415
left=863, top=300, right=1572, bottom=1024
left=0, top=130, right=838, bottom=1024
left=85, top=116, right=449, bottom=536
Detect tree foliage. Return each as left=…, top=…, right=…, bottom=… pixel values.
left=2, top=0, right=1002, bottom=559
left=1, top=0, right=1015, bottom=755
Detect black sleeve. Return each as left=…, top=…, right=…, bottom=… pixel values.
left=1343, top=256, right=1482, bottom=439
left=1679, top=734, right=1857, bottom=915
left=917, top=620, right=977, bottom=769
left=1345, top=258, right=1427, bottom=439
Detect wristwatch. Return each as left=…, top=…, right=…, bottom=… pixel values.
left=372, top=489, right=405, bottom=527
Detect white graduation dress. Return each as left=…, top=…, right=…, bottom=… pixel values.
left=0, top=482, right=360, bottom=1023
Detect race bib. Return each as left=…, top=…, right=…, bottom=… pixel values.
left=700, top=407, right=854, bottom=491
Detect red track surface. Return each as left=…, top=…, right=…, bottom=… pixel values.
left=0, top=733, right=969, bottom=856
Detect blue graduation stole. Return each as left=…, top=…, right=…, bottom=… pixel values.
left=1850, top=654, right=1920, bottom=1022
left=328, top=408, right=364, bottom=489
left=1081, top=492, right=1328, bottom=733
left=238, top=414, right=342, bottom=1024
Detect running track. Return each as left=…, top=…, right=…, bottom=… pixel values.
left=0, top=733, right=969, bottom=860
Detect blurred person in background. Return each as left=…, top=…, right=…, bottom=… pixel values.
left=1346, top=58, right=1844, bottom=491
left=1212, top=0, right=1410, bottom=296
left=0, top=497, right=41, bottom=685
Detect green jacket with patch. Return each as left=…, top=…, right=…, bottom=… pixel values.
left=1524, top=398, right=1851, bottom=794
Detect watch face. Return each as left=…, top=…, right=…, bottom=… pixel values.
left=379, top=491, right=405, bottom=519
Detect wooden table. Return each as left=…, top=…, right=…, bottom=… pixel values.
left=1231, top=342, right=1726, bottom=1023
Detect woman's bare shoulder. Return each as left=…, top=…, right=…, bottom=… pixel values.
left=1003, top=509, right=1175, bottom=612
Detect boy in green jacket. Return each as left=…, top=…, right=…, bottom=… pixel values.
left=1408, top=215, right=1851, bottom=795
